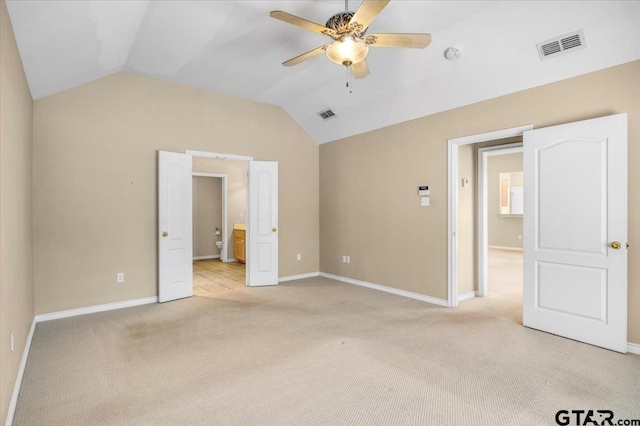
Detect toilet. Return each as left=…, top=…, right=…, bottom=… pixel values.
left=215, top=241, right=223, bottom=252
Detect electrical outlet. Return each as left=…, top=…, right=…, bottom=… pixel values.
left=518, top=235, right=522, bottom=240
left=346, top=256, right=351, bottom=264
left=296, top=253, right=301, bottom=261
left=10, top=332, right=14, bottom=352
left=117, top=273, right=125, bottom=283
left=342, top=255, right=347, bottom=263
left=239, top=213, right=244, bottom=220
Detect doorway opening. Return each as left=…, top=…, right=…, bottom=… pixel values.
left=192, top=158, right=248, bottom=297
left=159, top=149, right=280, bottom=303
left=447, top=124, right=532, bottom=308
left=476, top=145, right=524, bottom=323
left=477, top=144, right=523, bottom=297
left=457, top=140, right=524, bottom=319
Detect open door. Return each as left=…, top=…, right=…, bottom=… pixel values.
left=248, top=161, right=278, bottom=286
left=523, top=114, right=627, bottom=352
left=158, top=151, right=193, bottom=302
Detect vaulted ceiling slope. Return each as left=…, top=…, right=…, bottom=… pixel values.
left=6, top=1, right=640, bottom=144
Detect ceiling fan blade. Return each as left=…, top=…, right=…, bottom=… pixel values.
left=351, top=60, right=370, bottom=79
left=349, top=0, right=391, bottom=33
left=270, top=11, right=336, bottom=38
left=365, top=33, right=432, bottom=49
left=283, top=45, right=330, bottom=67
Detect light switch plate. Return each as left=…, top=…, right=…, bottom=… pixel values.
left=421, top=197, right=430, bottom=207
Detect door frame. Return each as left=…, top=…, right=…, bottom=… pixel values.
left=187, top=150, right=253, bottom=285
left=447, top=124, right=533, bottom=307
left=477, top=144, right=523, bottom=297
left=192, top=172, right=228, bottom=262
left=186, top=150, right=254, bottom=162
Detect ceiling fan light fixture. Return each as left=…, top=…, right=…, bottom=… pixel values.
left=326, top=36, right=369, bottom=66
left=271, top=0, right=432, bottom=81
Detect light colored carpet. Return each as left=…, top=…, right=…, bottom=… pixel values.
left=13, top=253, right=640, bottom=425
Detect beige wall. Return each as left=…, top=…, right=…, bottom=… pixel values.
left=488, top=153, right=523, bottom=249
left=33, top=72, right=319, bottom=315
left=0, top=0, right=34, bottom=423
left=193, top=177, right=222, bottom=257
left=193, top=158, right=247, bottom=259
left=457, top=145, right=475, bottom=295
left=320, top=60, right=640, bottom=344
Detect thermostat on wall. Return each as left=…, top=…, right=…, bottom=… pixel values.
left=418, top=186, right=430, bottom=196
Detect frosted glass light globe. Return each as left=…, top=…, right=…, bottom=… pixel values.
left=326, top=36, right=369, bottom=66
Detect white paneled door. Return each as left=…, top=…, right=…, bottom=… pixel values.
left=523, top=114, right=627, bottom=352
left=248, top=161, right=279, bottom=286
left=158, top=151, right=193, bottom=302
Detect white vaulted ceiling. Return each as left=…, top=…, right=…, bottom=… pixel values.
left=6, top=1, right=640, bottom=143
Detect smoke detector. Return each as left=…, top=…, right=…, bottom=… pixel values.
left=444, top=47, right=461, bottom=61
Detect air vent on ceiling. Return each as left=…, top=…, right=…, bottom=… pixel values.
left=318, top=108, right=336, bottom=121
left=536, top=29, right=587, bottom=60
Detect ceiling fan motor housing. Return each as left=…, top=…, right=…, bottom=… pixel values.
left=325, top=12, right=357, bottom=34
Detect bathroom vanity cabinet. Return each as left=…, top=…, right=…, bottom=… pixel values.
left=233, top=224, right=246, bottom=263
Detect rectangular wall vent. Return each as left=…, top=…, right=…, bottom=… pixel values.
left=536, top=29, right=587, bottom=60
left=318, top=108, right=336, bottom=121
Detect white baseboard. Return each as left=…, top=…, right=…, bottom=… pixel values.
left=4, top=319, right=36, bottom=426
left=488, top=245, right=523, bottom=251
left=193, top=255, right=220, bottom=260
left=458, top=291, right=477, bottom=302
left=628, top=342, right=640, bottom=355
left=35, top=296, right=158, bottom=323
left=223, top=258, right=236, bottom=263
left=278, top=272, right=320, bottom=283
left=319, top=272, right=448, bottom=307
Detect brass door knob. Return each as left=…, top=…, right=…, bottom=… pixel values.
left=611, top=241, right=621, bottom=249
left=272, top=227, right=277, bottom=232
left=162, top=231, right=168, bottom=237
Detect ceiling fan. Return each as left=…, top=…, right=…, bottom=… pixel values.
left=270, top=0, right=432, bottom=80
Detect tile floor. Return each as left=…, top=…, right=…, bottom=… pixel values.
left=193, top=258, right=246, bottom=296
